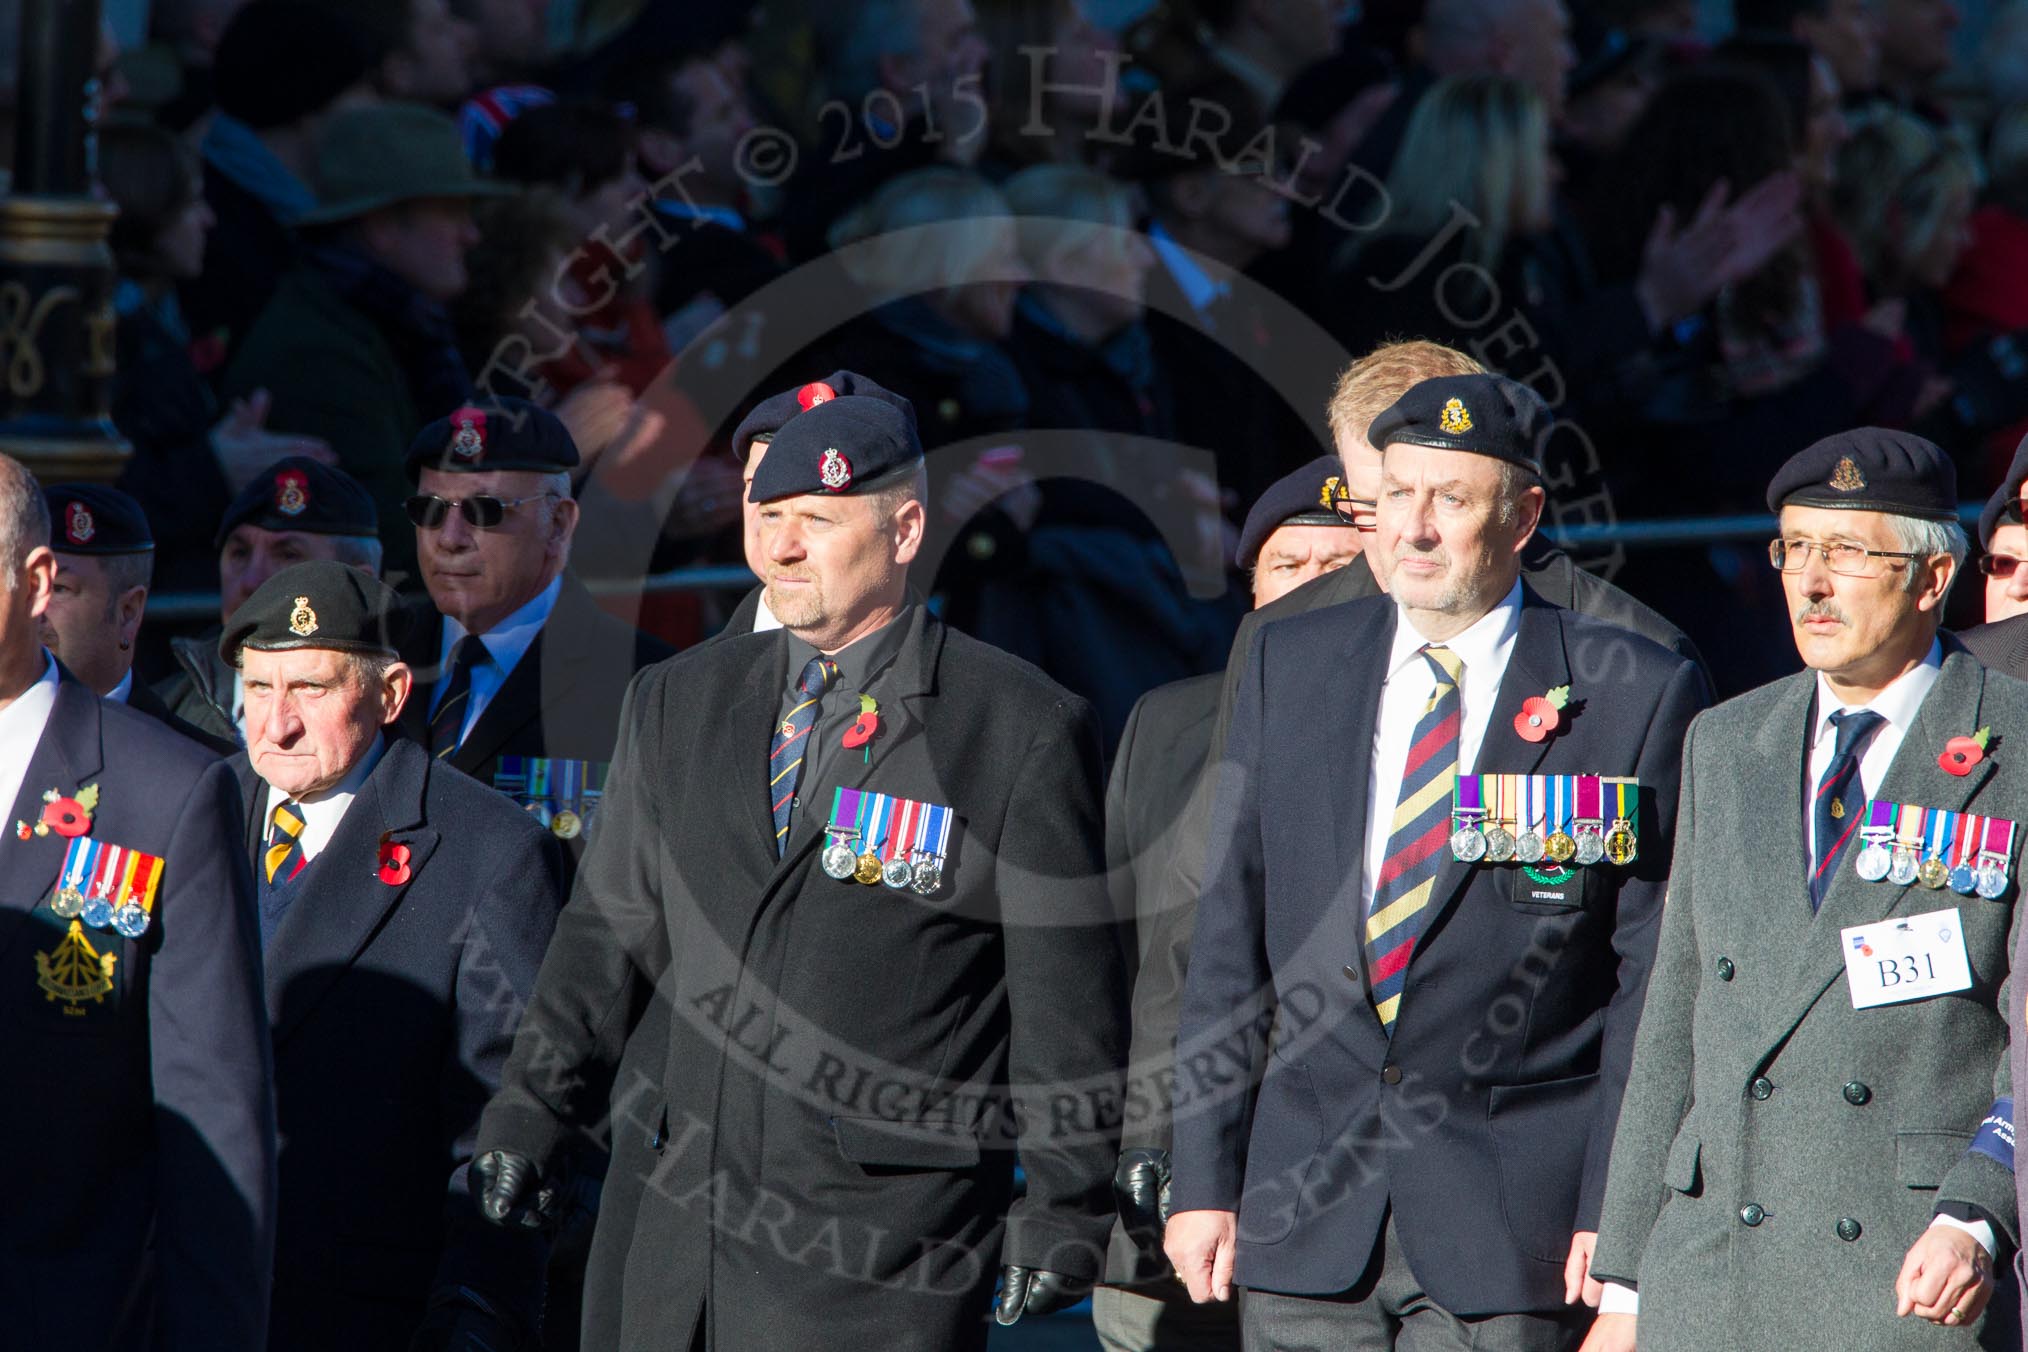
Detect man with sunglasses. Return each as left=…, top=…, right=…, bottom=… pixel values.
left=1585, top=429, right=2028, bottom=1352
left=395, top=397, right=671, bottom=821
left=1957, top=438, right=2028, bottom=676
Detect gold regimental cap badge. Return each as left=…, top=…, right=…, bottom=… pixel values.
left=1829, top=456, right=1866, bottom=492
left=289, top=596, right=318, bottom=637
left=1439, top=398, right=1473, bottom=435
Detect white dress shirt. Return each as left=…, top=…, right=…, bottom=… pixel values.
left=262, top=736, right=386, bottom=864
left=106, top=670, right=133, bottom=705
left=1361, top=581, right=1522, bottom=914
left=0, top=652, right=61, bottom=826
left=431, top=574, right=562, bottom=743
left=752, top=589, right=783, bottom=634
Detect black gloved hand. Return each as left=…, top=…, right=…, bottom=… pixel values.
left=407, top=1287, right=529, bottom=1352
left=472, top=1150, right=560, bottom=1231
left=1113, top=1146, right=1174, bottom=1250
left=994, top=1266, right=1092, bottom=1325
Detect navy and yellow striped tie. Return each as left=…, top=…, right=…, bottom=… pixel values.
left=429, top=635, right=488, bottom=759
left=265, top=802, right=306, bottom=885
left=1366, top=644, right=1462, bottom=1034
left=770, top=656, right=839, bottom=855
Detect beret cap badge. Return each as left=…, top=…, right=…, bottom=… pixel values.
left=449, top=407, right=487, bottom=461
left=819, top=447, right=853, bottom=492
left=65, top=501, right=94, bottom=545
left=288, top=597, right=318, bottom=638
left=1829, top=456, right=1867, bottom=492
left=798, top=381, right=837, bottom=409
left=275, top=468, right=309, bottom=516
left=1439, top=398, right=1473, bottom=435
left=1320, top=475, right=1343, bottom=509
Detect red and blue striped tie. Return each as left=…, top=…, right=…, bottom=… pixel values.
left=1810, top=708, right=1884, bottom=910
left=1366, top=644, right=1462, bottom=1035
left=770, top=656, right=839, bottom=855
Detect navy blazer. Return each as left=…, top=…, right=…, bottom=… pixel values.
left=234, top=736, right=563, bottom=1349
left=1170, top=589, right=1706, bottom=1316
left=0, top=671, right=273, bottom=1351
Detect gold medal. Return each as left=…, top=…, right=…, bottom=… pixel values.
left=1604, top=822, right=1638, bottom=866
left=1546, top=831, right=1577, bottom=864
left=1918, top=857, right=1949, bottom=889
left=550, top=810, right=581, bottom=840
left=854, top=851, right=882, bottom=885
left=51, top=886, right=84, bottom=920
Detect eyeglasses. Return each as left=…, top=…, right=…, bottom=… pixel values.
left=1980, top=553, right=2028, bottom=579
left=405, top=492, right=556, bottom=530
left=1768, top=537, right=1928, bottom=577
left=1324, top=482, right=1379, bottom=531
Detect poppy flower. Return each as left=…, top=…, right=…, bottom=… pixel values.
left=843, top=695, right=880, bottom=750
left=378, top=840, right=413, bottom=886
left=41, top=795, right=91, bottom=837
left=1513, top=685, right=1572, bottom=744
left=1940, top=728, right=1991, bottom=777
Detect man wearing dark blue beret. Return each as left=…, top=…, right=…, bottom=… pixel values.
left=221, top=559, right=562, bottom=1351
left=1591, top=429, right=2028, bottom=1350
left=394, top=396, right=671, bottom=824
left=1956, top=434, right=2028, bottom=677
left=156, top=455, right=385, bottom=746
left=473, top=394, right=1129, bottom=1350
left=0, top=453, right=275, bottom=1352
left=1166, top=372, right=1707, bottom=1351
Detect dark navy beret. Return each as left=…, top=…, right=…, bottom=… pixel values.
left=405, top=396, right=581, bottom=480
left=220, top=559, right=403, bottom=665
left=214, top=455, right=379, bottom=550
left=746, top=396, right=924, bottom=504
left=731, top=370, right=919, bottom=462
left=1766, top=428, right=1957, bottom=522
left=1366, top=373, right=1548, bottom=474
left=1237, top=455, right=1357, bottom=568
left=1979, top=432, right=2028, bottom=547
left=43, top=483, right=153, bottom=555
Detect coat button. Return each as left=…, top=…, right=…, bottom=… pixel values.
left=1749, top=1077, right=1773, bottom=1101
left=1381, top=1064, right=1403, bottom=1085
left=1843, top=1081, right=1871, bottom=1105
left=1717, top=957, right=1735, bottom=981
left=1344, top=965, right=1360, bottom=983
left=1740, top=1204, right=1765, bottom=1226
left=1836, top=1218, right=1862, bottom=1242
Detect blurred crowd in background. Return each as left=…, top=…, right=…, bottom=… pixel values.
left=22, top=0, right=2028, bottom=750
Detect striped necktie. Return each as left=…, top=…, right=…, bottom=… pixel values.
left=771, top=655, right=840, bottom=855
left=1366, top=644, right=1463, bottom=1035
left=264, top=801, right=306, bottom=885
left=429, top=635, right=489, bottom=759
left=1810, top=708, right=1885, bottom=910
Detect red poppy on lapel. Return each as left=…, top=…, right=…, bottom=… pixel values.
left=1514, top=686, right=1571, bottom=744
left=842, top=695, right=881, bottom=750
left=377, top=839, right=413, bottom=886
left=1940, top=727, right=1991, bottom=777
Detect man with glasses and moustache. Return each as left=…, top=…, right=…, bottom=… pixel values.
left=1586, top=430, right=2028, bottom=1351
left=1958, top=437, right=2028, bottom=675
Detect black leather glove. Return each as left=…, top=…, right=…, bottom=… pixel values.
left=994, top=1266, right=1092, bottom=1325
left=472, top=1150, right=560, bottom=1231
left=1113, top=1146, right=1173, bottom=1251
left=408, top=1287, right=529, bottom=1352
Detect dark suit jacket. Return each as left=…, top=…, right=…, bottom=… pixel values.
left=158, top=629, right=241, bottom=748
left=126, top=677, right=236, bottom=755
left=397, top=575, right=674, bottom=796
left=1170, top=590, right=1706, bottom=1314
left=1958, top=614, right=2028, bottom=680
left=0, top=672, right=274, bottom=1351
left=478, top=609, right=1128, bottom=1351
left=235, top=737, right=562, bottom=1350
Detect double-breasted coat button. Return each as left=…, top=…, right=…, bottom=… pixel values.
left=1381, top=1064, right=1403, bottom=1085
left=1716, top=957, right=1735, bottom=981
left=1749, top=1077, right=1773, bottom=1100
left=1843, top=1081, right=1871, bottom=1105
left=1740, top=1204, right=1766, bottom=1226
left=1836, top=1218, right=1862, bottom=1242
left=1344, top=965, right=1360, bottom=983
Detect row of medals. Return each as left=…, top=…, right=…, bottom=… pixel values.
left=1856, top=838, right=2007, bottom=897
left=822, top=834, right=944, bottom=895
left=51, top=884, right=150, bottom=939
left=1450, top=818, right=1636, bottom=867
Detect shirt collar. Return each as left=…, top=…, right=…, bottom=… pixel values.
left=752, top=590, right=783, bottom=633
left=1148, top=220, right=1230, bottom=316
left=1812, top=637, right=1944, bottom=747
left=785, top=605, right=915, bottom=693
left=263, top=732, right=387, bottom=859
left=442, top=574, right=563, bottom=674
left=104, top=670, right=133, bottom=705
left=0, top=651, right=61, bottom=731
left=1386, top=580, right=1524, bottom=684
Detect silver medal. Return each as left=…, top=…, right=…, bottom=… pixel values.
left=1451, top=827, right=1487, bottom=862
left=112, top=903, right=150, bottom=939
left=881, top=858, right=913, bottom=889
left=821, top=841, right=859, bottom=880
left=910, top=857, right=943, bottom=895
left=1975, top=858, right=2009, bottom=899
left=1887, top=850, right=1920, bottom=888
left=1483, top=827, right=1515, bottom=862
left=1574, top=827, right=1605, bottom=867
left=81, top=895, right=114, bottom=930
left=51, top=887, right=84, bottom=920
left=1854, top=842, right=1892, bottom=883
left=1515, top=831, right=1546, bottom=864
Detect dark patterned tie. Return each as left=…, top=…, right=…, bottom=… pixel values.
left=1810, top=708, right=1885, bottom=910
left=770, top=655, right=839, bottom=855
left=1366, top=645, right=1462, bottom=1035
left=264, top=801, right=305, bottom=885
left=429, top=635, right=489, bottom=759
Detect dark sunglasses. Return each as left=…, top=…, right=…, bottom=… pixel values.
left=405, top=492, right=556, bottom=530
left=1980, top=553, right=2028, bottom=579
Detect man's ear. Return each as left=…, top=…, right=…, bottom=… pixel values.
left=116, top=585, right=147, bottom=649
left=892, top=498, right=928, bottom=567
left=381, top=661, right=415, bottom=725
left=1511, top=484, right=1547, bottom=554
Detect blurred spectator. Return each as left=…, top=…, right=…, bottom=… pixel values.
left=458, top=81, right=555, bottom=172
left=225, top=103, right=505, bottom=582
left=1734, top=0, right=1881, bottom=101
left=181, top=0, right=381, bottom=367
left=976, top=0, right=1126, bottom=171
left=1981, top=2, right=2028, bottom=112
left=454, top=0, right=550, bottom=87
left=99, top=121, right=333, bottom=593
left=1557, top=12, right=1661, bottom=200
left=784, top=0, right=992, bottom=258
left=1943, top=103, right=2028, bottom=475
left=1127, top=0, right=1343, bottom=113
left=1977, top=443, right=2028, bottom=620
left=141, top=0, right=253, bottom=129
left=318, top=0, right=477, bottom=107
left=604, top=45, right=779, bottom=342
left=491, top=101, right=673, bottom=396
left=1869, top=0, right=1961, bottom=119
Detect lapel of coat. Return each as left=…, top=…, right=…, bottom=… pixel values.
left=261, top=738, right=442, bottom=1046
left=1416, top=593, right=1566, bottom=950
left=1767, top=650, right=1993, bottom=1048
left=1320, top=605, right=1392, bottom=943
left=0, top=675, right=105, bottom=970
left=734, top=632, right=794, bottom=859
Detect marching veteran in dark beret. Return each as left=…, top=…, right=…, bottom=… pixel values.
left=224, top=559, right=562, bottom=1351
left=1588, top=430, right=2028, bottom=1351
left=1165, top=373, right=1706, bottom=1350
left=472, top=394, right=1129, bottom=1350
left=0, top=453, right=275, bottom=1351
